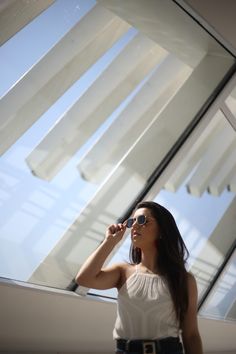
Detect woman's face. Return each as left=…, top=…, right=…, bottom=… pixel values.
left=130, top=207, right=160, bottom=249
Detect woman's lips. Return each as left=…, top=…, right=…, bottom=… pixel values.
left=132, top=232, right=141, bottom=239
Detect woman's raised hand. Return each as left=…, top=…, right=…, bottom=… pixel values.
left=106, top=223, right=127, bottom=243
left=76, top=222, right=127, bottom=289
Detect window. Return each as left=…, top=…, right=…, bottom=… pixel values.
left=0, top=0, right=235, bottom=295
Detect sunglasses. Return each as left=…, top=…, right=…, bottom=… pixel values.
left=126, top=215, right=149, bottom=228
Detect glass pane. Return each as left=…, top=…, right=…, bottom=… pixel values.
left=200, top=249, right=236, bottom=322
left=0, top=0, right=235, bottom=291
left=91, top=100, right=236, bottom=298
left=141, top=113, right=236, bottom=302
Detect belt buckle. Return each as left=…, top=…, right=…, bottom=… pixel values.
left=143, top=341, right=156, bottom=354
left=125, top=340, right=130, bottom=351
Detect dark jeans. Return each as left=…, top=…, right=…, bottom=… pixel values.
left=116, top=350, right=183, bottom=354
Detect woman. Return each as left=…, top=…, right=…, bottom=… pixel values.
left=76, top=201, right=203, bottom=354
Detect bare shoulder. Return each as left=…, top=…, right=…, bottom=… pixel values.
left=187, top=271, right=196, bottom=281
left=186, top=272, right=198, bottom=302
left=187, top=272, right=197, bottom=289
left=114, top=262, right=136, bottom=277
left=112, top=262, right=136, bottom=289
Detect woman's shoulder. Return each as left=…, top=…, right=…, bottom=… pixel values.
left=186, top=271, right=197, bottom=284
left=113, top=262, right=136, bottom=274
left=112, top=262, right=136, bottom=286
left=186, top=271, right=198, bottom=296
left=102, top=262, right=135, bottom=280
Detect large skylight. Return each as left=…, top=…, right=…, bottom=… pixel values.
left=0, top=0, right=235, bottom=301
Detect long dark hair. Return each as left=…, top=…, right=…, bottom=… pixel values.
left=129, top=201, right=189, bottom=323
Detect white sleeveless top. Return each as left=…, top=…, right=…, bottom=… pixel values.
left=113, top=265, right=180, bottom=340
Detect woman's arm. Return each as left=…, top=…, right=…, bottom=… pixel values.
left=75, top=223, right=126, bottom=290
left=181, top=273, right=203, bottom=354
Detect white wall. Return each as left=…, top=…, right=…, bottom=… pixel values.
left=1, top=280, right=236, bottom=353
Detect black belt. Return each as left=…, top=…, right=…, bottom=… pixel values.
left=116, top=336, right=182, bottom=354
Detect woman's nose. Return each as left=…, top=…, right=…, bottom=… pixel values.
left=132, top=219, right=139, bottom=228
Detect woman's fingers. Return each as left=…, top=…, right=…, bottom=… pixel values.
left=106, top=223, right=126, bottom=240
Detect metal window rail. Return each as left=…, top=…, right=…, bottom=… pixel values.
left=198, top=239, right=236, bottom=311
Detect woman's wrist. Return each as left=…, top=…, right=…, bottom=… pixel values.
left=103, top=235, right=120, bottom=246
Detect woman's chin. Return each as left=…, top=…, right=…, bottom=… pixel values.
left=132, top=238, right=141, bottom=246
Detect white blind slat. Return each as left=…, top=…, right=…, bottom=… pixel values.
left=0, top=4, right=129, bottom=155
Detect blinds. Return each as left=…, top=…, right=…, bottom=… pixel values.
left=26, top=34, right=167, bottom=180
left=164, top=78, right=236, bottom=197
left=0, top=4, right=129, bottom=155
